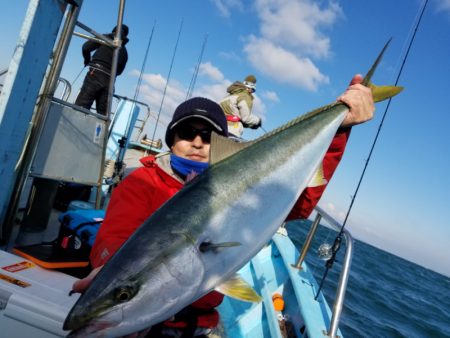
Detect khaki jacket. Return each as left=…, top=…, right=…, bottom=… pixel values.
left=220, top=81, right=261, bottom=137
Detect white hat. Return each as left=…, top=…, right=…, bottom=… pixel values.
left=243, top=74, right=256, bottom=91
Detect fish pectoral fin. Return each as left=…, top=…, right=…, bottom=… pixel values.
left=369, top=83, right=404, bottom=103
left=199, top=241, right=241, bottom=252
left=215, top=274, right=262, bottom=303
left=210, top=132, right=254, bottom=165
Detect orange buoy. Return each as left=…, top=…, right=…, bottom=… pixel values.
left=272, top=293, right=285, bottom=311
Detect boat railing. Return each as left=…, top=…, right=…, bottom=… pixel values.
left=112, top=93, right=152, bottom=142
left=0, top=68, right=7, bottom=92
left=56, top=77, right=71, bottom=101
left=1, top=68, right=71, bottom=101
left=295, top=205, right=353, bottom=338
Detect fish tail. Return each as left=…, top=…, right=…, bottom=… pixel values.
left=362, top=38, right=404, bottom=102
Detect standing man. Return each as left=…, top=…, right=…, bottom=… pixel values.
left=75, top=25, right=129, bottom=116
left=220, top=74, right=262, bottom=138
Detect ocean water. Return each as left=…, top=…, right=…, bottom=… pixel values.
left=286, top=220, right=450, bottom=338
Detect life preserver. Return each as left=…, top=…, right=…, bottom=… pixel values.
left=226, top=115, right=241, bottom=122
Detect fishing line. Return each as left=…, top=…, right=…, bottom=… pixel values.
left=315, top=0, right=429, bottom=299
left=71, top=66, right=85, bottom=87
left=70, top=66, right=86, bottom=101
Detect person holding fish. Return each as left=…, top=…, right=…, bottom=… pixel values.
left=68, top=74, right=375, bottom=337
left=220, top=74, right=262, bottom=138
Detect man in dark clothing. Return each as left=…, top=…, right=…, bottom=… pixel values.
left=74, top=25, right=129, bottom=116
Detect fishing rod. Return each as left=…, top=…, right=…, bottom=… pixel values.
left=107, top=22, right=156, bottom=189
left=186, top=34, right=208, bottom=100
left=109, top=21, right=156, bottom=141
left=131, top=21, right=156, bottom=137
left=315, top=0, right=429, bottom=300
left=150, top=19, right=183, bottom=144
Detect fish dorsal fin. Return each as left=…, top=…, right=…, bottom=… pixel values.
left=209, top=132, right=254, bottom=165
left=362, top=38, right=391, bottom=86
left=215, top=274, right=262, bottom=303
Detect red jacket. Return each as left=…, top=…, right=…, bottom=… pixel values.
left=90, top=155, right=222, bottom=329
left=90, top=156, right=182, bottom=267
left=287, top=128, right=350, bottom=220
left=90, top=127, right=350, bottom=328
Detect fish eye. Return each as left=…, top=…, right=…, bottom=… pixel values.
left=114, top=286, right=136, bottom=302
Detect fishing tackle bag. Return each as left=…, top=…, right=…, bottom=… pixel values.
left=55, top=209, right=105, bottom=260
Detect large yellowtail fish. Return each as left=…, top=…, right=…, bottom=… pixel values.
left=63, top=41, right=402, bottom=337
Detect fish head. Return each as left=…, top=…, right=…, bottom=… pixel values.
left=63, top=270, right=143, bottom=336
left=64, top=242, right=205, bottom=337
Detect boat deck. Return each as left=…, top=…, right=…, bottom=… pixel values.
left=218, top=232, right=341, bottom=338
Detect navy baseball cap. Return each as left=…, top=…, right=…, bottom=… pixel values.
left=165, top=97, right=228, bottom=147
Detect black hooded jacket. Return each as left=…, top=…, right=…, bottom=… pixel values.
left=82, top=32, right=129, bottom=76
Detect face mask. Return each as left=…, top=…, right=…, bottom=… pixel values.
left=170, top=154, right=209, bottom=178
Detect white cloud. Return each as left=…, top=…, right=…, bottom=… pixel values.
left=139, top=72, right=186, bottom=110
left=211, top=0, right=343, bottom=92
left=244, top=36, right=329, bottom=90
left=255, top=0, right=342, bottom=58
left=209, top=0, right=244, bottom=17
left=327, top=202, right=336, bottom=212
left=261, top=90, right=279, bottom=102
left=193, top=82, right=230, bottom=103
left=252, top=94, right=267, bottom=119
left=219, top=51, right=242, bottom=63
left=199, top=62, right=225, bottom=82
left=436, top=0, right=450, bottom=13
left=129, top=70, right=188, bottom=143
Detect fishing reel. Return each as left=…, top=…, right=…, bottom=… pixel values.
left=317, top=243, right=333, bottom=260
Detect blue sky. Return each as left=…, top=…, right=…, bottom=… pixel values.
left=1, top=0, right=449, bottom=277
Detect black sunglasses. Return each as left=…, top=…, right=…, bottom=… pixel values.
left=176, top=125, right=213, bottom=143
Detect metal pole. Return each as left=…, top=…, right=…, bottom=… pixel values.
left=327, top=229, right=353, bottom=338
left=294, top=213, right=321, bottom=268
left=74, top=22, right=115, bottom=47
left=95, top=0, right=126, bottom=209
